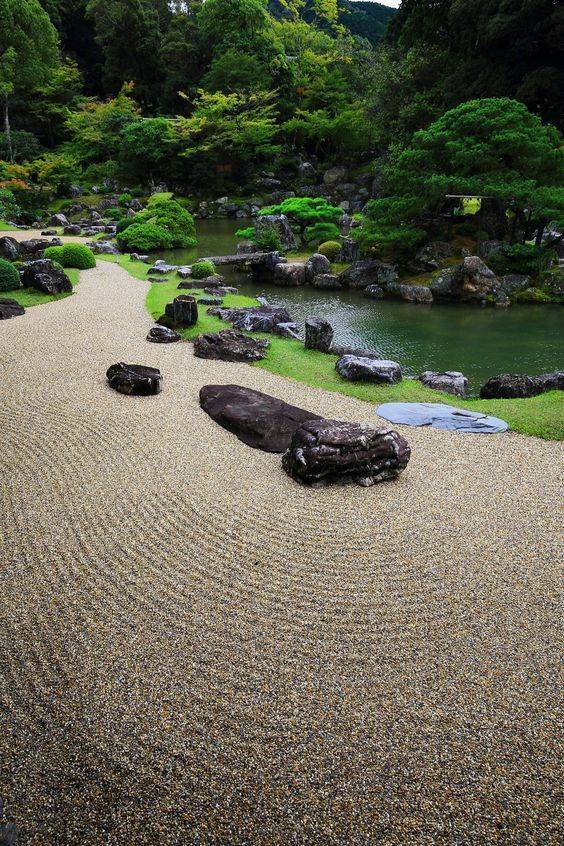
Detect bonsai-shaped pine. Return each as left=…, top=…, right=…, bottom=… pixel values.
left=260, top=197, right=343, bottom=245
left=356, top=98, right=563, bottom=261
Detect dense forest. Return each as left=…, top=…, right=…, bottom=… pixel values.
left=0, top=0, right=562, bottom=267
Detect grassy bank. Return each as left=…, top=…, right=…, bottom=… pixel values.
left=109, top=255, right=563, bottom=440
left=3, top=268, right=80, bottom=307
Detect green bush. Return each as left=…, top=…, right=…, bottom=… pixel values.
left=104, top=207, right=123, bottom=220
left=236, top=226, right=255, bottom=241
left=318, top=241, right=342, bottom=261
left=127, top=198, right=197, bottom=248
left=0, top=258, right=21, bottom=291
left=115, top=216, right=134, bottom=234
left=117, top=222, right=173, bottom=251
left=304, top=222, right=341, bottom=245
left=44, top=244, right=96, bottom=269
left=119, top=192, right=133, bottom=206
left=488, top=244, right=556, bottom=277
left=191, top=260, right=216, bottom=279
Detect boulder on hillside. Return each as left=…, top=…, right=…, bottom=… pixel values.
left=282, top=419, right=411, bottom=487
left=323, top=166, right=347, bottom=186
left=193, top=329, right=269, bottom=362
left=255, top=214, right=298, bottom=251
left=498, top=274, right=531, bottom=296
left=305, top=317, right=333, bottom=352
left=311, top=273, right=340, bottom=289
left=0, top=298, right=25, bottom=320
left=387, top=282, right=433, bottom=304
left=106, top=363, right=163, bottom=396
left=304, top=253, right=331, bottom=283
left=419, top=370, right=468, bottom=397
left=199, top=384, right=322, bottom=452
left=63, top=225, right=82, bottom=235
left=336, top=355, right=402, bottom=384
left=88, top=240, right=119, bottom=255
left=477, top=240, right=504, bottom=260
left=273, top=262, right=306, bottom=286
left=19, top=259, right=72, bottom=295
left=0, top=236, right=19, bottom=261
left=414, top=241, right=453, bottom=270
left=159, top=295, right=198, bottom=328
left=50, top=213, right=69, bottom=227
left=451, top=256, right=498, bottom=301
left=146, top=325, right=181, bottom=343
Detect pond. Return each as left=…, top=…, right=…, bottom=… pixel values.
left=162, top=219, right=563, bottom=392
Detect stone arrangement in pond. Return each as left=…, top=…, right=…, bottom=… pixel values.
left=106, top=363, right=163, bottom=396
left=336, top=355, right=402, bottom=384
left=194, top=330, right=269, bottom=363
left=418, top=371, right=468, bottom=397
left=282, top=418, right=411, bottom=488
left=377, top=402, right=509, bottom=434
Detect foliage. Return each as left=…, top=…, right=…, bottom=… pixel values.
left=358, top=98, right=563, bottom=259
left=0, top=188, right=21, bottom=221
left=0, top=131, right=42, bottom=163
left=119, top=193, right=132, bottom=206
left=191, top=260, right=216, bottom=279
left=261, top=197, right=342, bottom=242
left=129, top=197, right=197, bottom=248
left=30, top=151, right=81, bottom=192
left=303, top=221, right=341, bottom=244
left=104, top=207, right=123, bottom=220
left=118, top=119, right=177, bottom=181
left=117, top=222, right=173, bottom=251
left=488, top=245, right=556, bottom=278
left=115, top=216, right=134, bottom=234
left=235, top=223, right=283, bottom=251
left=0, top=257, right=20, bottom=291
left=44, top=243, right=96, bottom=269
left=65, top=86, right=139, bottom=164
left=317, top=240, right=341, bottom=261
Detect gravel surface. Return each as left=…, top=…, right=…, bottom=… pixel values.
left=0, top=256, right=562, bottom=845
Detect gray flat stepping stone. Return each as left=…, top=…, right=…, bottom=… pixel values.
left=377, top=402, right=508, bottom=434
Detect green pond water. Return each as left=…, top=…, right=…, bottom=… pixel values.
left=162, top=219, right=563, bottom=392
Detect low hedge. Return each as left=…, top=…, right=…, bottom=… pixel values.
left=117, top=222, right=173, bottom=251
left=318, top=241, right=342, bottom=261
left=191, top=260, right=216, bottom=279
left=43, top=244, right=96, bottom=269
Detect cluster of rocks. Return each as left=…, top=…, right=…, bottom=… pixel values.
left=19, top=259, right=73, bottom=295
left=199, top=383, right=411, bottom=487
left=0, top=235, right=62, bottom=262
left=194, top=330, right=269, bottom=363
left=207, top=304, right=295, bottom=334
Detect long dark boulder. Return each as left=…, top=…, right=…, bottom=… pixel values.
left=0, top=298, right=25, bottom=320
left=199, top=384, right=322, bottom=452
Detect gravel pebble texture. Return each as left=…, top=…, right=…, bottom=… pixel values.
left=0, top=254, right=562, bottom=845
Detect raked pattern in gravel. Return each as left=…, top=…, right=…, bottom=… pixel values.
left=0, top=256, right=562, bottom=845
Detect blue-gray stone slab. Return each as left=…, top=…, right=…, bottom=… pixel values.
left=377, top=402, right=509, bottom=434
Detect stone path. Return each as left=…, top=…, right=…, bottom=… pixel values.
left=0, top=256, right=562, bottom=845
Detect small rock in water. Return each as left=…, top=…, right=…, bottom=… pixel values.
left=106, top=363, right=163, bottom=395
left=282, top=418, right=411, bottom=487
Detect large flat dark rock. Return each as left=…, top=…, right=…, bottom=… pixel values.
left=199, top=384, right=322, bottom=452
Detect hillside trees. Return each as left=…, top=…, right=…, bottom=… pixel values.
left=0, top=0, right=60, bottom=162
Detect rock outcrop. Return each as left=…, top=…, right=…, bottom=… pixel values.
left=336, top=355, right=402, bottom=384
left=282, top=419, right=411, bottom=487
left=305, top=317, right=334, bottom=352
left=19, top=259, right=72, bottom=295
left=199, top=384, right=321, bottom=452
left=418, top=370, right=468, bottom=397
left=193, top=330, right=269, bottom=362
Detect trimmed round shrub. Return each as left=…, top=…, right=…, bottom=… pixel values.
left=132, top=198, right=197, bottom=248
left=191, top=260, right=216, bottom=279
left=119, top=192, right=133, bottom=206
left=318, top=241, right=342, bottom=261
left=44, top=244, right=96, bottom=269
left=117, top=222, right=173, bottom=251
left=0, top=257, right=21, bottom=291
left=104, top=207, right=123, bottom=220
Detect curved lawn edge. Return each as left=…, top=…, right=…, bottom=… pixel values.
left=2, top=267, right=80, bottom=308
left=105, top=254, right=564, bottom=441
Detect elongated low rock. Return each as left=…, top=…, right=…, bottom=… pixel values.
left=193, top=330, right=269, bottom=363
left=106, top=363, right=163, bottom=396
left=199, top=384, right=321, bottom=452
left=282, top=418, right=411, bottom=487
